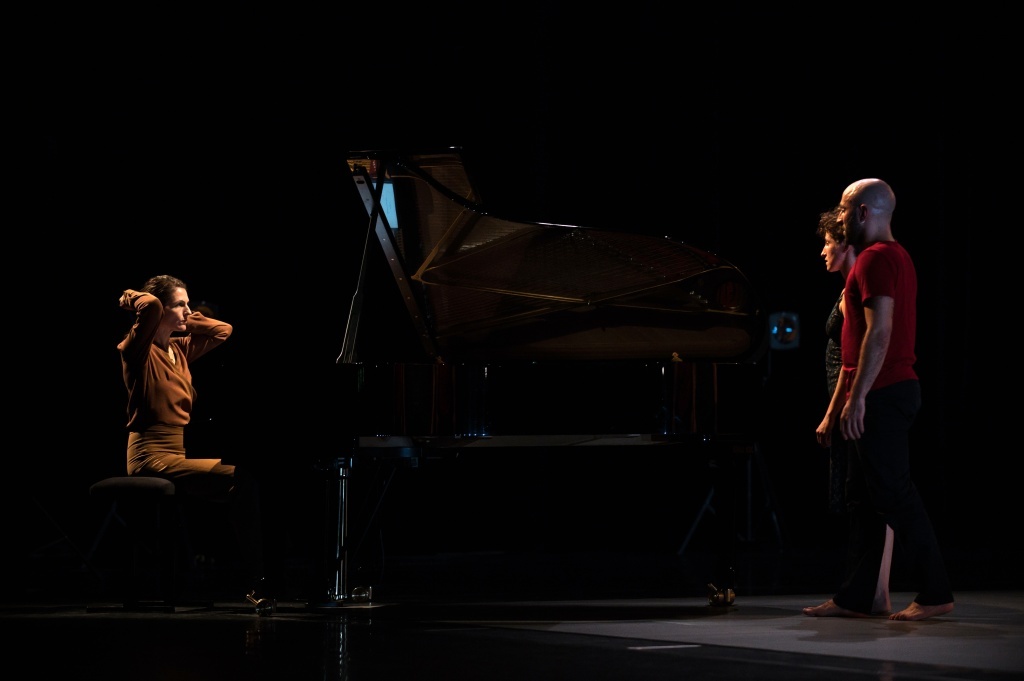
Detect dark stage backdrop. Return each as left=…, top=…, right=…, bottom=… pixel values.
left=22, top=6, right=1005, bottom=597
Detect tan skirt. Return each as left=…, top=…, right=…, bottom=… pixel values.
left=127, top=425, right=236, bottom=499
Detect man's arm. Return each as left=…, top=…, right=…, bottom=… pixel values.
left=840, top=295, right=893, bottom=440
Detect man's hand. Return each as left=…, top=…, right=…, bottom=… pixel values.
left=840, top=396, right=866, bottom=440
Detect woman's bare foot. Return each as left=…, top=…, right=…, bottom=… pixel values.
left=889, top=602, right=954, bottom=621
left=802, top=599, right=869, bottom=618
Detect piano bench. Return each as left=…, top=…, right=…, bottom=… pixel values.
left=85, top=476, right=211, bottom=613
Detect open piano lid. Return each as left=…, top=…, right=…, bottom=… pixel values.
left=342, top=147, right=767, bottom=365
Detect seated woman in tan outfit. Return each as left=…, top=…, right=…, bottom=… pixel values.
left=118, top=274, right=271, bottom=611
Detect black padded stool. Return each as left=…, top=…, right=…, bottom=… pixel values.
left=86, top=476, right=210, bottom=613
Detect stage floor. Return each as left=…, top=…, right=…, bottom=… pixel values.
left=4, top=590, right=1022, bottom=680
left=4, top=546, right=1023, bottom=680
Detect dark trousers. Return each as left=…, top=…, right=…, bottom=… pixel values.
left=834, top=379, right=953, bottom=612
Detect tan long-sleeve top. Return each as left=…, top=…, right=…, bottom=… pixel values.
left=117, top=290, right=233, bottom=431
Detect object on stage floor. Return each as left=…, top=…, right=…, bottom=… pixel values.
left=319, top=148, right=775, bottom=607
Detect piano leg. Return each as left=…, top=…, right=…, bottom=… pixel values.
left=709, top=447, right=738, bottom=605
left=309, top=456, right=372, bottom=608
left=684, top=439, right=786, bottom=604
left=677, top=437, right=783, bottom=605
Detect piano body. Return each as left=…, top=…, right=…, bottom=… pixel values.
left=317, top=147, right=773, bottom=606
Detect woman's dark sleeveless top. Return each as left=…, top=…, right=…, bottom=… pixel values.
left=825, top=293, right=843, bottom=396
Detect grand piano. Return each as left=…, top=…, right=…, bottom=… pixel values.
left=316, top=147, right=774, bottom=607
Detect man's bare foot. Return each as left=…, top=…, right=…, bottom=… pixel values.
left=802, top=599, right=869, bottom=618
left=889, top=602, right=954, bottom=621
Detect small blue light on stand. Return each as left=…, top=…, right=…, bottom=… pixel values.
left=768, top=312, right=800, bottom=350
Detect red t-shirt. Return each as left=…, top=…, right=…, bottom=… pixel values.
left=841, top=240, right=918, bottom=391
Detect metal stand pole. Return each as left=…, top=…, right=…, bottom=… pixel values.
left=327, top=456, right=350, bottom=604
left=310, top=456, right=371, bottom=609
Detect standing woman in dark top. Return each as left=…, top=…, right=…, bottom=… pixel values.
left=118, top=274, right=272, bottom=610
left=814, top=209, right=894, bottom=615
